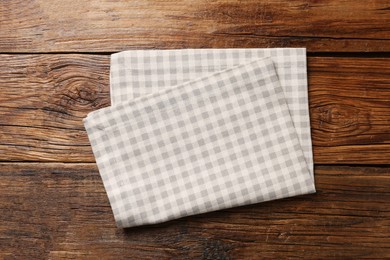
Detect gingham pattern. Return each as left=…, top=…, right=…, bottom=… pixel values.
left=84, top=58, right=315, bottom=228
left=110, top=48, right=313, bottom=177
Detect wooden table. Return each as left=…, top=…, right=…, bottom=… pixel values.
left=1, top=1, right=389, bottom=259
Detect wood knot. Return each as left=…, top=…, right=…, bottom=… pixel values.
left=42, top=77, right=109, bottom=122
left=65, top=81, right=100, bottom=105
left=318, top=104, right=361, bottom=129
left=312, top=103, right=370, bottom=145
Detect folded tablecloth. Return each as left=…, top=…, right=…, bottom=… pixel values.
left=110, top=48, right=313, bottom=177
left=84, top=49, right=316, bottom=228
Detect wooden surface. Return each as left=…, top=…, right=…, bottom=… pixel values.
left=1, top=0, right=390, bottom=52
left=1, top=164, right=389, bottom=259
left=0, top=0, right=389, bottom=259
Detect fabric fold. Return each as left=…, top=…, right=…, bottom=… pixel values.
left=84, top=57, right=315, bottom=228
left=109, top=48, right=313, bottom=178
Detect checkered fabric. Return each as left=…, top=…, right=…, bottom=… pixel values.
left=110, top=48, right=313, bottom=178
left=84, top=57, right=316, bottom=228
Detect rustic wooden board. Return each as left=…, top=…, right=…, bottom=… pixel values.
left=0, top=163, right=389, bottom=259
left=1, top=0, right=389, bottom=53
left=0, top=0, right=389, bottom=258
left=309, top=57, right=390, bottom=164
left=0, top=55, right=389, bottom=163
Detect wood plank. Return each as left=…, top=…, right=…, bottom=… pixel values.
left=0, top=0, right=389, bottom=53
left=0, top=163, right=389, bottom=259
left=1, top=55, right=389, bottom=163
left=309, top=57, right=390, bottom=164
left=0, top=54, right=110, bottom=162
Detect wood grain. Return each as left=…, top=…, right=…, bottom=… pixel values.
left=1, top=0, right=389, bottom=258
left=0, top=0, right=389, bottom=53
left=0, top=54, right=389, bottom=163
left=309, top=57, right=390, bottom=164
left=0, top=163, right=388, bottom=259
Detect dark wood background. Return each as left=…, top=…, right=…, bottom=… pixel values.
left=1, top=0, right=389, bottom=259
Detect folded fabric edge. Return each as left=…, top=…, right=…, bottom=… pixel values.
left=110, top=47, right=307, bottom=61
left=83, top=57, right=274, bottom=132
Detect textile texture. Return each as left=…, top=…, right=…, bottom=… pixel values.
left=84, top=50, right=315, bottom=228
